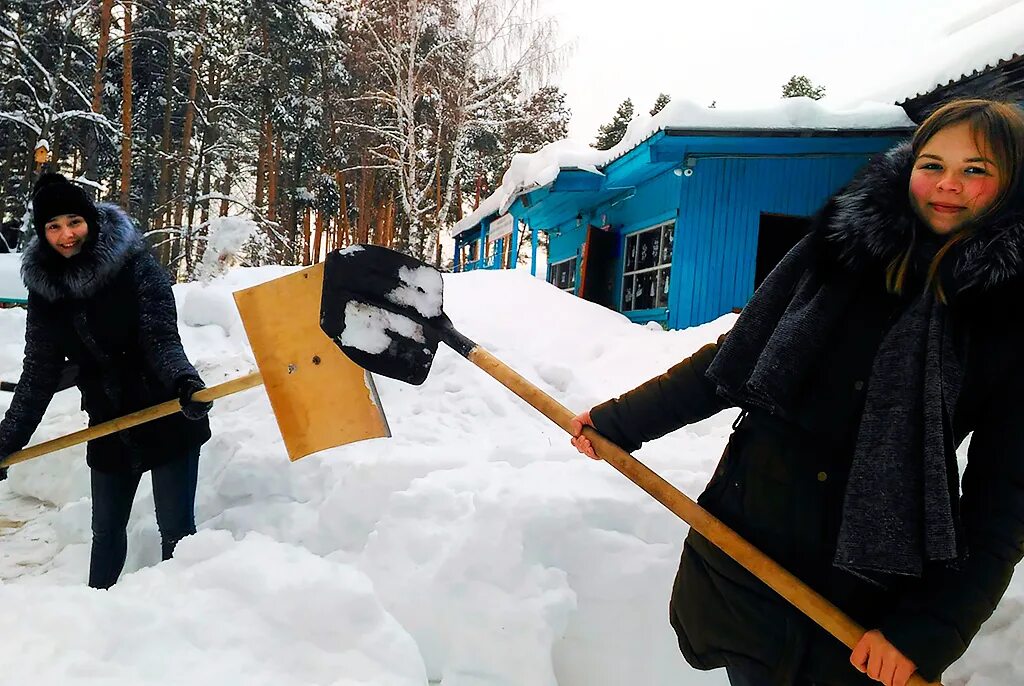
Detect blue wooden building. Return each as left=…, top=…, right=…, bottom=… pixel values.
left=452, top=0, right=1024, bottom=330
left=453, top=113, right=911, bottom=329
left=453, top=211, right=522, bottom=272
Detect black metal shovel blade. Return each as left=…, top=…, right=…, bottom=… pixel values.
left=320, top=245, right=444, bottom=385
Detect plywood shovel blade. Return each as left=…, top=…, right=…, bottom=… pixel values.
left=233, top=263, right=390, bottom=461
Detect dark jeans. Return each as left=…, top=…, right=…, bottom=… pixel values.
left=89, top=447, right=200, bottom=589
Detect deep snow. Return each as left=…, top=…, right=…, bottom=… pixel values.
left=0, top=265, right=1017, bottom=686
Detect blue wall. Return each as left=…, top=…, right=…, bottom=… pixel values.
left=457, top=132, right=909, bottom=330
left=546, top=168, right=681, bottom=324
left=670, top=155, right=872, bottom=328
left=542, top=148, right=902, bottom=329
left=454, top=215, right=518, bottom=272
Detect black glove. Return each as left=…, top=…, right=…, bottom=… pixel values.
left=177, top=376, right=213, bottom=421
left=0, top=466, right=7, bottom=482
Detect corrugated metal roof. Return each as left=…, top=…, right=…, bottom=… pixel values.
left=888, top=0, right=1024, bottom=103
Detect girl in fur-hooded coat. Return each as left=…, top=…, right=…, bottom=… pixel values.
left=0, top=173, right=212, bottom=589
left=571, top=99, right=1024, bottom=686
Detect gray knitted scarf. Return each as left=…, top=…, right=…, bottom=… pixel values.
left=706, top=142, right=1024, bottom=580
left=706, top=234, right=959, bottom=580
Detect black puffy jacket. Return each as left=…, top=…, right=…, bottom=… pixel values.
left=0, top=203, right=210, bottom=473
left=591, top=145, right=1024, bottom=684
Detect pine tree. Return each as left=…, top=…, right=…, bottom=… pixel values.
left=592, top=99, right=634, bottom=150
left=463, top=83, right=571, bottom=198
left=781, top=75, right=826, bottom=100
left=649, top=93, right=671, bottom=116
left=0, top=0, right=566, bottom=271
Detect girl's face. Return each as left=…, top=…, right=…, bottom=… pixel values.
left=909, top=121, right=1003, bottom=235
left=44, top=214, right=89, bottom=258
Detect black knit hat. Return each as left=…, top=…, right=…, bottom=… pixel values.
left=31, top=173, right=99, bottom=239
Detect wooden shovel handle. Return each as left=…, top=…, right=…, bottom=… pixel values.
left=466, top=346, right=941, bottom=686
left=0, top=372, right=263, bottom=468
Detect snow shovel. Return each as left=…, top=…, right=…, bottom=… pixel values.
left=0, top=263, right=390, bottom=469
left=318, top=244, right=942, bottom=686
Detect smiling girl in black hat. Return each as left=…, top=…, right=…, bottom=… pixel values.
left=0, top=173, right=213, bottom=589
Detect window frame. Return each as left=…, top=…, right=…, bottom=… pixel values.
left=621, top=220, right=674, bottom=313
left=548, top=256, right=579, bottom=293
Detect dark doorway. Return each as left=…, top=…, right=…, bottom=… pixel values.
left=580, top=225, right=616, bottom=307
left=755, top=213, right=811, bottom=288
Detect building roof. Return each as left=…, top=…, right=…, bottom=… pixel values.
left=451, top=98, right=913, bottom=238
left=879, top=0, right=1024, bottom=104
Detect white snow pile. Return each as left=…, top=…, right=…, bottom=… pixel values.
left=387, top=266, right=443, bottom=318
left=0, top=253, right=28, bottom=302
left=876, top=0, right=1024, bottom=104
left=341, top=301, right=426, bottom=354
left=0, top=266, right=1019, bottom=686
left=451, top=97, right=914, bottom=237
left=195, top=215, right=259, bottom=282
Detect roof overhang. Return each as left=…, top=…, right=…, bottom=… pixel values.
left=512, top=130, right=912, bottom=232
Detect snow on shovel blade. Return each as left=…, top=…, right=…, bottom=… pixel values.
left=320, top=245, right=445, bottom=385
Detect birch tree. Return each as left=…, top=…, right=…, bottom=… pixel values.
left=346, top=0, right=562, bottom=261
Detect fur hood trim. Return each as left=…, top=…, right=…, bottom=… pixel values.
left=21, top=203, right=145, bottom=302
left=816, top=142, right=1024, bottom=295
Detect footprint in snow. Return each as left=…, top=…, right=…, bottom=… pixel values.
left=536, top=363, right=573, bottom=394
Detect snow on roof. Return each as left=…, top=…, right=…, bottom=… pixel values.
left=879, top=0, right=1024, bottom=104
left=451, top=97, right=913, bottom=237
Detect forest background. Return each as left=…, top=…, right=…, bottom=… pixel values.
left=0, top=0, right=574, bottom=275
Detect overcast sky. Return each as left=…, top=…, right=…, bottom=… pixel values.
left=542, top=0, right=985, bottom=139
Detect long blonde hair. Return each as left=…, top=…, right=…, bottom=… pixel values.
left=886, top=99, right=1024, bottom=301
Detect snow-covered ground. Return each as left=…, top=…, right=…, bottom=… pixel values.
left=0, top=265, right=1018, bottom=685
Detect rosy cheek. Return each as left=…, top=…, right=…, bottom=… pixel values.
left=909, top=173, right=932, bottom=206
left=965, top=177, right=1000, bottom=210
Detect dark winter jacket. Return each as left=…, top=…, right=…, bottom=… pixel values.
left=590, top=146, right=1024, bottom=685
left=0, top=203, right=211, bottom=473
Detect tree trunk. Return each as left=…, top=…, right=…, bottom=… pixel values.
left=77, top=0, right=115, bottom=188
left=199, top=66, right=218, bottom=229
left=336, top=171, right=348, bottom=249
left=119, top=1, right=133, bottom=209
left=356, top=166, right=376, bottom=244
left=266, top=127, right=278, bottom=224
left=186, top=68, right=215, bottom=249
left=199, top=161, right=211, bottom=227
left=386, top=196, right=396, bottom=248
left=153, top=0, right=177, bottom=263
left=302, top=207, right=312, bottom=265
left=170, top=7, right=207, bottom=270
left=91, top=0, right=115, bottom=111
left=311, top=211, right=323, bottom=263
left=285, top=136, right=297, bottom=263
left=254, top=21, right=271, bottom=210
left=255, top=120, right=268, bottom=209
left=220, top=154, right=234, bottom=217
left=185, top=139, right=206, bottom=277
left=137, top=133, right=156, bottom=231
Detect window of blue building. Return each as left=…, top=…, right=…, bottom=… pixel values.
left=622, top=222, right=673, bottom=311
left=549, top=257, right=578, bottom=292
left=460, top=240, right=479, bottom=266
